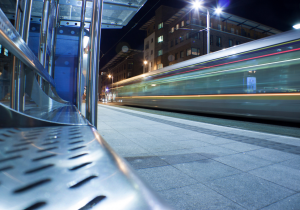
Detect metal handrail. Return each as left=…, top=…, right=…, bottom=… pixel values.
left=0, top=9, right=55, bottom=87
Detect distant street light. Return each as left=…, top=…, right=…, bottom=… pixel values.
left=192, top=2, right=223, bottom=54
left=108, top=74, right=113, bottom=85
left=293, top=24, right=300, bottom=29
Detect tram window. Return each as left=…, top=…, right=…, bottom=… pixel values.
left=157, top=64, right=163, bottom=69
left=210, top=35, right=213, bottom=45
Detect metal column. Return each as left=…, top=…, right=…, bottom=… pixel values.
left=207, top=9, right=210, bottom=54
left=51, top=0, right=59, bottom=79
left=38, top=0, right=50, bottom=87
left=76, top=0, right=86, bottom=112
left=86, top=0, right=103, bottom=127
left=10, top=0, right=32, bottom=111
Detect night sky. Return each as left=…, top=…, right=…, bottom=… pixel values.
left=99, top=0, right=300, bottom=69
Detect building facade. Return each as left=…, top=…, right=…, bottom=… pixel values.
left=140, top=5, right=281, bottom=73
left=100, top=49, right=143, bottom=99
left=143, top=31, right=155, bottom=72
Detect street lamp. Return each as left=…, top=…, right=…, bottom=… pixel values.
left=108, top=74, right=114, bottom=102
left=108, top=74, right=113, bottom=85
left=293, top=24, right=300, bottom=29
left=192, top=1, right=223, bottom=54
left=143, top=60, right=148, bottom=65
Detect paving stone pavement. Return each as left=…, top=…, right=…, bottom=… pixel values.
left=97, top=104, right=300, bottom=210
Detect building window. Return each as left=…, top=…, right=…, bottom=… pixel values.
left=218, top=24, right=222, bottom=30
left=175, top=53, right=178, bottom=60
left=150, top=62, right=152, bottom=68
left=181, top=21, right=184, bottom=27
left=175, top=39, right=178, bottom=45
left=180, top=51, right=184, bottom=58
left=199, top=20, right=203, bottom=26
left=170, top=40, right=174, bottom=47
left=151, top=38, right=153, bottom=43
left=145, top=66, right=148, bottom=72
left=4, top=48, right=8, bottom=56
left=158, top=63, right=163, bottom=69
left=158, top=22, right=163, bottom=29
left=191, top=48, right=200, bottom=56
left=186, top=33, right=189, bottom=39
left=179, top=36, right=184, bottom=42
left=210, top=35, right=213, bottom=46
left=158, top=35, right=163, bottom=43
left=236, top=29, right=239, bottom=35
left=236, top=41, right=240, bottom=45
left=171, top=27, right=174, bottom=33
left=216, top=36, right=222, bottom=47
left=158, top=49, right=163, bottom=56
left=128, top=62, right=133, bottom=69
left=145, top=41, right=149, bottom=49
left=124, top=64, right=126, bottom=70
left=186, top=49, right=191, bottom=56
left=229, top=39, right=233, bottom=47
left=151, top=50, right=153, bottom=55
left=192, top=32, right=200, bottom=39
left=231, top=28, right=235, bottom=33
left=176, top=24, right=179, bottom=30
left=223, top=26, right=226, bottom=31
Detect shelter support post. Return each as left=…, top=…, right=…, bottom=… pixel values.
left=76, top=0, right=87, bottom=112
left=86, top=0, right=103, bottom=127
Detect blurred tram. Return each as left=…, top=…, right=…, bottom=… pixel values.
left=109, top=30, right=300, bottom=122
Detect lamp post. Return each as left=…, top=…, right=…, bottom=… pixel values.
left=108, top=74, right=113, bottom=85
left=108, top=74, right=113, bottom=102
left=192, top=1, right=222, bottom=54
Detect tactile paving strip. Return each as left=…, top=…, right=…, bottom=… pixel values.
left=0, top=126, right=168, bottom=210
left=103, top=106, right=300, bottom=155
